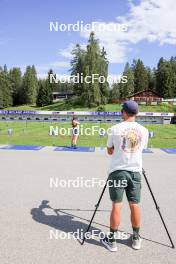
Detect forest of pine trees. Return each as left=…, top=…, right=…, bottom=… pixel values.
left=0, top=32, right=176, bottom=109
left=110, top=57, right=176, bottom=101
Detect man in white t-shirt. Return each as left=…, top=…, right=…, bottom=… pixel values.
left=102, top=100, right=149, bottom=252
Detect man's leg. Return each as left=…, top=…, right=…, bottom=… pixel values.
left=129, top=203, right=141, bottom=236
left=102, top=202, right=122, bottom=252
left=109, top=202, right=123, bottom=244
left=129, top=203, right=142, bottom=249
left=127, top=172, right=142, bottom=249
left=102, top=170, right=125, bottom=251
left=110, top=202, right=123, bottom=230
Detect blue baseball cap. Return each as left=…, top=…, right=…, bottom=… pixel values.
left=122, top=100, right=139, bottom=114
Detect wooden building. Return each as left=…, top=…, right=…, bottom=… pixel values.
left=52, top=91, right=75, bottom=101
left=127, top=89, right=163, bottom=105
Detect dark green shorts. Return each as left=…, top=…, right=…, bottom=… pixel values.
left=108, top=170, right=141, bottom=204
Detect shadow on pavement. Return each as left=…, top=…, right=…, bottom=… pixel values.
left=31, top=200, right=104, bottom=247
left=31, top=200, right=171, bottom=249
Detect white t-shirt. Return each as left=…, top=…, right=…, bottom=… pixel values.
left=107, top=121, right=149, bottom=173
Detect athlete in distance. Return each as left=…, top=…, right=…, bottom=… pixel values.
left=71, top=116, right=80, bottom=148
left=102, top=100, right=149, bottom=252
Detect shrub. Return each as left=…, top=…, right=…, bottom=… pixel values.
left=96, top=105, right=106, bottom=112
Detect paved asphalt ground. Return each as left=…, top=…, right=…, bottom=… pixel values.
left=0, top=148, right=176, bottom=264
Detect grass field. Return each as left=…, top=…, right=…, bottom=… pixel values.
left=0, top=121, right=176, bottom=148
left=4, top=101, right=176, bottom=113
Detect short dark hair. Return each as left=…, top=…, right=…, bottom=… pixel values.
left=121, top=109, right=136, bottom=117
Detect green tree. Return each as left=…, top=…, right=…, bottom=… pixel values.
left=169, top=57, right=176, bottom=97
left=147, top=67, right=156, bottom=91
left=99, top=47, right=109, bottom=104
left=0, top=66, right=13, bottom=108
left=133, top=59, right=148, bottom=92
left=36, top=80, right=48, bottom=107
left=84, top=32, right=102, bottom=106
left=22, top=65, right=38, bottom=104
left=119, top=62, right=134, bottom=98
left=36, top=70, right=54, bottom=106
left=46, top=69, right=54, bottom=104
left=156, top=58, right=171, bottom=98
left=110, top=82, right=121, bottom=101
left=70, top=44, right=86, bottom=96
left=9, top=67, right=22, bottom=105
left=70, top=33, right=110, bottom=107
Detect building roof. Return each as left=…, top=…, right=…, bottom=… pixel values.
left=52, top=91, right=75, bottom=96
left=128, top=89, right=163, bottom=98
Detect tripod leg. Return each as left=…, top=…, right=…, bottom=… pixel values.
left=142, top=169, right=175, bottom=248
left=81, top=179, right=108, bottom=245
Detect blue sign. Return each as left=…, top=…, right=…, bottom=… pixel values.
left=93, top=112, right=121, bottom=116
left=0, top=110, right=37, bottom=115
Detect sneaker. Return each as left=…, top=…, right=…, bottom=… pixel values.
left=71, top=144, right=77, bottom=149
left=102, top=236, right=117, bottom=252
left=132, top=235, right=142, bottom=250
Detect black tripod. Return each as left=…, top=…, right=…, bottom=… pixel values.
left=81, top=169, right=175, bottom=248
left=142, top=169, right=174, bottom=248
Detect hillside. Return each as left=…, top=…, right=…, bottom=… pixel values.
left=4, top=102, right=176, bottom=113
